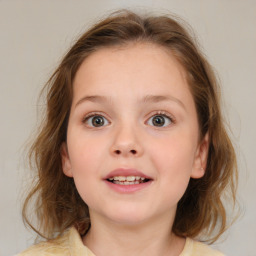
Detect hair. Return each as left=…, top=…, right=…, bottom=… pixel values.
left=22, top=9, right=238, bottom=243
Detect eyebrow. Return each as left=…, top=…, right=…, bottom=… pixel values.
left=75, top=95, right=109, bottom=108
left=142, top=95, right=185, bottom=109
left=75, top=94, right=185, bottom=109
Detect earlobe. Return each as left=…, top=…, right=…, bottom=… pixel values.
left=61, top=142, right=73, bottom=177
left=191, top=133, right=209, bottom=179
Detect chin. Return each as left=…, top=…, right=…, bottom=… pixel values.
left=105, top=208, right=152, bottom=226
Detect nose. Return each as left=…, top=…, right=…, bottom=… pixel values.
left=110, top=125, right=143, bottom=157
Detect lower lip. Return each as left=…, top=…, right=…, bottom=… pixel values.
left=104, top=180, right=152, bottom=193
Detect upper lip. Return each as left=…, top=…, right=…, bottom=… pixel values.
left=104, top=168, right=152, bottom=180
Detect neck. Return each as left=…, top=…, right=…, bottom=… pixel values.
left=83, top=211, right=185, bottom=256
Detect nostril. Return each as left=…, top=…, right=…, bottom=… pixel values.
left=112, top=148, right=138, bottom=155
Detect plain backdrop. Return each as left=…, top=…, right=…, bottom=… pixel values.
left=0, top=1, right=255, bottom=256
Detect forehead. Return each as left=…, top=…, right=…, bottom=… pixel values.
left=76, top=42, right=186, bottom=75
left=73, top=43, right=190, bottom=97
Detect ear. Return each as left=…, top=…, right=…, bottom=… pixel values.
left=61, top=142, right=73, bottom=177
left=191, top=132, right=209, bottom=179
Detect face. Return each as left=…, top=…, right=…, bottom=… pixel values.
left=62, top=43, right=208, bottom=226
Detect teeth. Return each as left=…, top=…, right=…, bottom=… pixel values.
left=113, top=180, right=140, bottom=185
left=116, top=176, right=126, bottom=181
left=108, top=175, right=147, bottom=184
left=126, top=176, right=135, bottom=181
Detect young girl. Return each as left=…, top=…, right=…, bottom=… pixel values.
left=19, top=10, right=237, bottom=256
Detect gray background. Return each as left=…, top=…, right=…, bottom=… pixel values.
left=0, top=1, right=255, bottom=255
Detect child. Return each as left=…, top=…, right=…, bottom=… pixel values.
left=19, top=10, right=237, bottom=256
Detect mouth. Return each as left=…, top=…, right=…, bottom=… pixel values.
left=104, top=168, right=153, bottom=191
left=107, top=175, right=151, bottom=185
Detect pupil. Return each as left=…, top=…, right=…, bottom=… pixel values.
left=92, top=116, right=104, bottom=127
left=153, top=116, right=165, bottom=126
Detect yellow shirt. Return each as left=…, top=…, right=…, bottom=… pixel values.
left=18, top=227, right=225, bottom=256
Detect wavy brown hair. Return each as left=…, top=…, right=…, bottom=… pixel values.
left=22, top=10, right=238, bottom=243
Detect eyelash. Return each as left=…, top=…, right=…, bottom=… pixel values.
left=82, top=112, right=110, bottom=126
left=146, top=111, right=175, bottom=126
left=82, top=111, right=175, bottom=127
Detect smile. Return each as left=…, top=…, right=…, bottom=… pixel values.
left=108, top=176, right=149, bottom=185
left=104, top=168, right=153, bottom=193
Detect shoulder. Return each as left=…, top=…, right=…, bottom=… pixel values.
left=17, top=227, right=93, bottom=256
left=17, top=230, right=70, bottom=256
left=180, top=238, right=225, bottom=256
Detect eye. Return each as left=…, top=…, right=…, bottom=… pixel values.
left=83, top=115, right=109, bottom=127
left=147, top=114, right=172, bottom=127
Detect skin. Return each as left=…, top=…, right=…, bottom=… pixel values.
left=61, top=43, right=209, bottom=256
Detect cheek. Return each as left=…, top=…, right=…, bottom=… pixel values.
left=148, top=134, right=197, bottom=198
left=67, top=139, right=105, bottom=205
left=67, top=129, right=107, bottom=167
left=154, top=152, right=193, bottom=206
left=150, top=134, right=196, bottom=171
